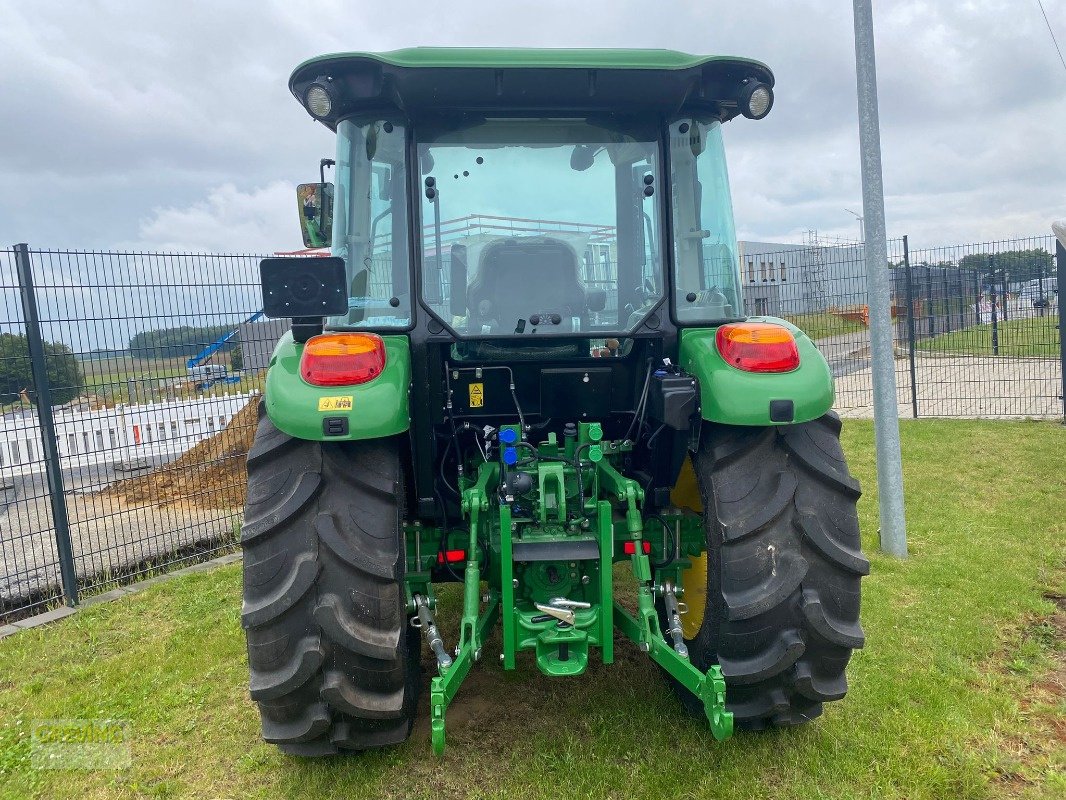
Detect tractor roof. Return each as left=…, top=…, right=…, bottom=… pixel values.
left=288, top=47, right=774, bottom=128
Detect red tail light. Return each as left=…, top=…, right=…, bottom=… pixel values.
left=437, top=549, right=466, bottom=564
left=715, top=323, right=800, bottom=373
left=300, top=333, right=386, bottom=386
left=622, top=541, right=652, bottom=555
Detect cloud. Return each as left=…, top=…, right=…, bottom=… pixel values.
left=130, top=181, right=300, bottom=253
left=1, top=0, right=1063, bottom=252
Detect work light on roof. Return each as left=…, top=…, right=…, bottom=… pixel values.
left=305, top=83, right=333, bottom=118
left=739, top=81, right=774, bottom=120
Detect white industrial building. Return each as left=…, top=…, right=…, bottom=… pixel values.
left=0, top=392, right=256, bottom=478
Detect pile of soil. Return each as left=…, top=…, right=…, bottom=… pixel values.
left=103, top=395, right=260, bottom=510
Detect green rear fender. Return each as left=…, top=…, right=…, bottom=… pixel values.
left=264, top=332, right=411, bottom=441
left=679, top=318, right=834, bottom=427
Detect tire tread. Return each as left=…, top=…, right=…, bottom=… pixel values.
left=670, top=413, right=865, bottom=730
left=241, top=414, right=419, bottom=755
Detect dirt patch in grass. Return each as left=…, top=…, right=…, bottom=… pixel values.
left=985, top=592, right=1066, bottom=795
left=100, top=395, right=259, bottom=509
left=1029, top=595, right=1066, bottom=738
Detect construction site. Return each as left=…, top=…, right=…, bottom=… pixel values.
left=0, top=393, right=259, bottom=612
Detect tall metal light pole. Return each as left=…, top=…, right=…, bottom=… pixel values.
left=844, top=208, right=866, bottom=242
left=852, top=0, right=908, bottom=557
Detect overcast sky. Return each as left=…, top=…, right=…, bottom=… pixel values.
left=2, top=0, right=1064, bottom=254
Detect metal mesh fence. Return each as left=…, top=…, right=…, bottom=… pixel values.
left=1, top=247, right=66, bottom=618
left=742, top=234, right=1063, bottom=419
left=1, top=247, right=280, bottom=622
left=0, top=235, right=1062, bottom=622
left=897, top=236, right=1061, bottom=417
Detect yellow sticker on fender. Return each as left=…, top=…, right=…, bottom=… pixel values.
left=318, top=396, right=353, bottom=412
left=468, top=382, right=484, bottom=408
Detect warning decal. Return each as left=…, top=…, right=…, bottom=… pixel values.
left=468, top=382, right=484, bottom=408
left=318, top=396, right=353, bottom=412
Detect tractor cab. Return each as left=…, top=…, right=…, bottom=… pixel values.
left=248, top=50, right=863, bottom=758
left=286, top=48, right=773, bottom=343
left=273, top=48, right=785, bottom=515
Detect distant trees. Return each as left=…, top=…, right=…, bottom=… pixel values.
left=0, top=333, right=84, bottom=406
left=959, top=249, right=1053, bottom=284
left=128, top=325, right=238, bottom=360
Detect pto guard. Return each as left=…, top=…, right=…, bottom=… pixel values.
left=263, top=331, right=411, bottom=440
left=679, top=317, right=835, bottom=426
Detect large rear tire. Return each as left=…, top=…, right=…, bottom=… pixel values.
left=668, top=412, right=868, bottom=729
left=240, top=408, right=420, bottom=755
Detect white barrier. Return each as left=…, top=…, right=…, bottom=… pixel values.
left=0, top=392, right=257, bottom=478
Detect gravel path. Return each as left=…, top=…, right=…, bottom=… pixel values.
left=1, top=465, right=239, bottom=608
left=835, top=353, right=1062, bottom=419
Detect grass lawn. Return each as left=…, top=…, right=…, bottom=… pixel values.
left=0, top=420, right=1063, bottom=799
left=916, top=315, right=1060, bottom=358
left=72, top=356, right=263, bottom=405
left=80, top=356, right=189, bottom=387
left=785, top=311, right=867, bottom=340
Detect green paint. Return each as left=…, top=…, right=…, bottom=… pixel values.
left=499, top=503, right=517, bottom=671
left=292, top=47, right=771, bottom=78
left=612, top=604, right=733, bottom=740
left=596, top=499, right=614, bottom=667
left=679, top=318, right=835, bottom=426
left=406, top=423, right=731, bottom=754
left=431, top=463, right=499, bottom=756
left=537, top=461, right=566, bottom=524
left=263, top=332, right=411, bottom=440
left=430, top=597, right=499, bottom=756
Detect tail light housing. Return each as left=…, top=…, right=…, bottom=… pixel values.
left=300, top=333, right=386, bottom=386
left=715, top=322, right=800, bottom=373
left=437, top=549, right=466, bottom=564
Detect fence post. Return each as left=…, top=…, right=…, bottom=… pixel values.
left=1038, top=261, right=1046, bottom=319
left=953, top=270, right=963, bottom=332
left=1057, top=240, right=1066, bottom=423
left=946, top=269, right=955, bottom=332
left=13, top=243, right=79, bottom=606
left=902, top=236, right=919, bottom=418
left=924, top=267, right=935, bottom=338
left=1000, top=268, right=1010, bottom=322
left=989, top=255, right=999, bottom=356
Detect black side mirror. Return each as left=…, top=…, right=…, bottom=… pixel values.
left=450, top=244, right=468, bottom=316
left=296, top=182, right=334, bottom=248
left=586, top=287, right=607, bottom=312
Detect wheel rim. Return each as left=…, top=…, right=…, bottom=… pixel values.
left=680, top=552, right=707, bottom=638
left=670, top=459, right=707, bottom=639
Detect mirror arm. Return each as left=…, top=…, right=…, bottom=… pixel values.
left=319, top=158, right=335, bottom=186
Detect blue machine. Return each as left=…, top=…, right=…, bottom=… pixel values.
left=186, top=311, right=264, bottom=390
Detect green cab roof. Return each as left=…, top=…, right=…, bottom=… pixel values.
left=288, top=47, right=774, bottom=127
left=291, top=47, right=771, bottom=74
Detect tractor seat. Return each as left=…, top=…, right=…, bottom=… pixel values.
left=465, top=237, right=592, bottom=333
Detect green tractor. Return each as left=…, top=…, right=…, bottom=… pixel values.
left=243, top=48, right=868, bottom=757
